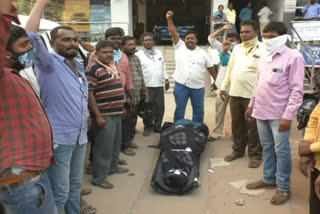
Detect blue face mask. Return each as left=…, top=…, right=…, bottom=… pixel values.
left=16, top=48, right=36, bottom=68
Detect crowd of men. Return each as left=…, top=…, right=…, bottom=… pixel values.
left=1, top=0, right=320, bottom=213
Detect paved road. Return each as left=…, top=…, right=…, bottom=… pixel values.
left=82, top=94, right=309, bottom=214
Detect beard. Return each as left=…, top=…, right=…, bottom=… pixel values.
left=57, top=49, right=78, bottom=59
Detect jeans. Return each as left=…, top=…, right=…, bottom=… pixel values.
left=173, top=82, right=205, bottom=123
left=256, top=119, right=291, bottom=191
left=48, top=143, right=87, bottom=214
left=92, top=116, right=122, bottom=184
left=147, top=87, right=165, bottom=132
left=0, top=172, right=58, bottom=214
left=122, top=103, right=138, bottom=150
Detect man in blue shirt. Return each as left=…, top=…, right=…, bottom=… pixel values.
left=302, top=0, right=320, bottom=19
left=239, top=2, right=253, bottom=22
left=25, top=0, right=88, bottom=213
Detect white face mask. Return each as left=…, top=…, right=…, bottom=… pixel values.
left=262, top=34, right=288, bottom=62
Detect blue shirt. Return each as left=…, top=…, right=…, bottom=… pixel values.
left=301, top=3, right=320, bottom=19
left=28, top=32, right=88, bottom=145
left=239, top=8, right=252, bottom=21
left=219, top=51, right=231, bottom=66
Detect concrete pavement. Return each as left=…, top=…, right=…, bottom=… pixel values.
left=82, top=94, right=309, bottom=214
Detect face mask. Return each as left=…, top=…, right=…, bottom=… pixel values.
left=15, top=48, right=36, bottom=68
left=262, top=34, right=288, bottom=61
left=230, top=42, right=237, bottom=52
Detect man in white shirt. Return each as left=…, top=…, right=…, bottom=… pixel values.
left=207, top=24, right=240, bottom=142
left=166, top=10, right=217, bottom=123
left=136, top=32, right=169, bottom=132
left=258, top=1, right=273, bottom=33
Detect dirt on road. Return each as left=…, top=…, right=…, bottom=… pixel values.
left=82, top=94, right=309, bottom=214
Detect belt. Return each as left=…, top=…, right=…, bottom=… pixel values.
left=0, top=171, right=41, bottom=191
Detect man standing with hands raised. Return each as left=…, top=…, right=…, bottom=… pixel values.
left=166, top=10, right=216, bottom=123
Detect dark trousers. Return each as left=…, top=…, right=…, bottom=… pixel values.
left=146, top=87, right=165, bottom=132
left=229, top=96, right=262, bottom=158
left=121, top=103, right=138, bottom=150
left=310, top=168, right=320, bottom=214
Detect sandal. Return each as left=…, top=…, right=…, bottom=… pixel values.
left=246, top=180, right=277, bottom=190
left=271, top=190, right=291, bottom=205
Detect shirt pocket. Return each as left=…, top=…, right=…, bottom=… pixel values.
left=246, top=55, right=260, bottom=70
left=267, top=71, right=284, bottom=86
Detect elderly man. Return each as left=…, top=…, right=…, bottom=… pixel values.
left=220, top=20, right=263, bottom=168
left=245, top=22, right=305, bottom=205
left=136, top=32, right=169, bottom=133
left=0, top=1, right=56, bottom=213
left=25, top=0, right=89, bottom=213
left=167, top=10, right=216, bottom=123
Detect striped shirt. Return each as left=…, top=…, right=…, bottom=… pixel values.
left=86, top=62, right=125, bottom=116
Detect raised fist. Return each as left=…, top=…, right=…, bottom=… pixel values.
left=166, top=10, right=174, bottom=19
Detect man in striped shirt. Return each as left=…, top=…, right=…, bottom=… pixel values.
left=86, top=40, right=129, bottom=189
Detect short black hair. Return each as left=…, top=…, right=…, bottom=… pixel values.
left=121, top=36, right=135, bottom=46
left=261, top=1, right=268, bottom=7
left=7, top=25, right=28, bottom=52
left=240, top=20, right=259, bottom=32
left=50, top=26, right=76, bottom=41
left=263, top=21, right=287, bottom=35
left=227, top=33, right=240, bottom=40
left=218, top=5, right=224, bottom=9
left=140, top=32, right=154, bottom=42
left=95, top=40, right=115, bottom=52
left=105, top=27, right=123, bottom=39
left=184, top=31, right=198, bottom=39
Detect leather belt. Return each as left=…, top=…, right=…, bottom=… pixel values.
left=0, top=171, right=41, bottom=191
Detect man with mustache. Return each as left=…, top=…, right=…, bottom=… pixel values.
left=25, top=0, right=89, bottom=213
left=220, top=20, right=263, bottom=168
left=86, top=40, right=127, bottom=189
left=166, top=10, right=216, bottom=123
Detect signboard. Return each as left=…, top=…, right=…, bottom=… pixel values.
left=301, top=45, right=320, bottom=67
left=63, top=0, right=90, bottom=31
left=90, top=0, right=111, bottom=42
left=292, top=21, right=320, bottom=41
left=284, top=0, right=297, bottom=13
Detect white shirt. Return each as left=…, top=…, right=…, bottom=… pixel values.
left=173, top=39, right=213, bottom=89
left=135, top=49, right=168, bottom=87
left=258, top=7, right=273, bottom=24
left=20, top=67, right=41, bottom=97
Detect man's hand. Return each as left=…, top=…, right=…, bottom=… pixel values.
left=96, top=116, right=106, bottom=128
left=279, top=118, right=292, bottom=132
left=299, top=155, right=314, bottom=177
left=315, top=175, right=320, bottom=200
left=220, top=90, right=227, bottom=101
left=299, top=140, right=313, bottom=156
left=211, top=83, right=217, bottom=91
left=223, top=24, right=233, bottom=31
left=166, top=10, right=174, bottom=19
left=245, top=107, right=254, bottom=121
left=165, top=80, right=170, bottom=91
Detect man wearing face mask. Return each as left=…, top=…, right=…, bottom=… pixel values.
left=207, top=24, right=240, bottom=142
left=220, top=20, right=263, bottom=168
left=135, top=32, right=169, bottom=134
left=167, top=10, right=217, bottom=123
left=25, top=0, right=89, bottom=213
left=245, top=22, right=305, bottom=205
left=0, top=2, right=57, bottom=213
left=86, top=40, right=127, bottom=189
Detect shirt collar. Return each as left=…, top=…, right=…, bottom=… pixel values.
left=272, top=46, right=287, bottom=58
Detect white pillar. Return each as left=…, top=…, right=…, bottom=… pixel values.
left=110, top=0, right=133, bottom=35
